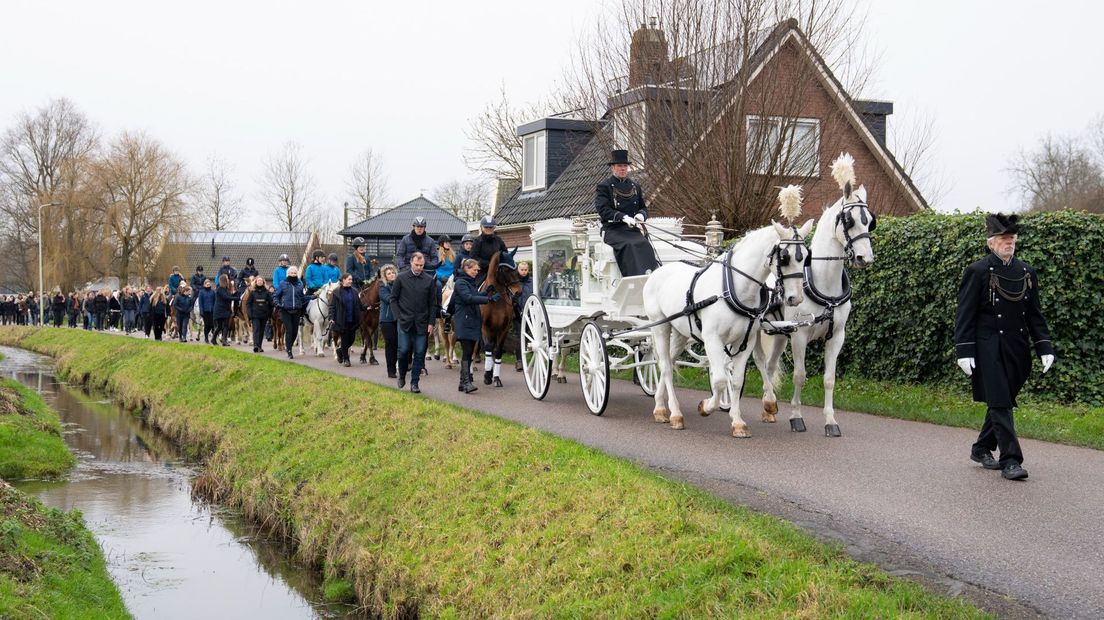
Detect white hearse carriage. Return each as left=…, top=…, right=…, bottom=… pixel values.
left=519, top=215, right=730, bottom=415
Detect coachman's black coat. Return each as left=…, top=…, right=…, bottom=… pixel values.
left=954, top=253, right=1054, bottom=408
left=594, top=175, right=659, bottom=277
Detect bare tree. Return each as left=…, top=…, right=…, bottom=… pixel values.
left=891, top=108, right=950, bottom=207
left=195, top=155, right=244, bottom=231
left=565, top=0, right=886, bottom=230
left=259, top=141, right=319, bottom=231
left=89, top=131, right=194, bottom=284
left=346, top=148, right=390, bottom=220
left=1008, top=132, right=1104, bottom=213
left=433, top=180, right=490, bottom=222
left=0, top=98, right=102, bottom=291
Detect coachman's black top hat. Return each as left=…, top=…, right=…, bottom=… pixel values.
left=608, top=149, right=632, bottom=166
left=986, top=213, right=1022, bottom=237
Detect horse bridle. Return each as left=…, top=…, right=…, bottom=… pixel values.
left=833, top=200, right=877, bottom=261
left=768, top=226, right=808, bottom=303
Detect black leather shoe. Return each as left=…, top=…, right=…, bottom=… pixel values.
left=287, top=352, right=294, bottom=359
left=397, top=376, right=406, bottom=389
left=387, top=372, right=397, bottom=379
left=410, top=384, right=421, bottom=394
left=971, top=451, right=1001, bottom=470
left=1002, top=463, right=1029, bottom=480
left=342, top=360, right=351, bottom=367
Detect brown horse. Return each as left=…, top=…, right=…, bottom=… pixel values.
left=357, top=275, right=382, bottom=365
left=479, top=250, right=522, bottom=387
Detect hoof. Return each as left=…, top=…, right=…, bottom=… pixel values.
left=697, top=400, right=712, bottom=417
left=761, top=411, right=777, bottom=423
left=669, top=415, right=685, bottom=430
left=731, top=423, right=751, bottom=438
left=493, top=377, right=503, bottom=387
left=825, top=424, right=842, bottom=438
left=484, top=371, right=493, bottom=385
left=369, top=359, right=379, bottom=366
left=790, top=418, right=807, bottom=432
left=652, top=408, right=670, bottom=423
left=557, top=376, right=568, bottom=384
left=763, top=401, right=778, bottom=422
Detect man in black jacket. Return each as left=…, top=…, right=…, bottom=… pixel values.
left=955, top=213, right=1054, bottom=481
left=595, top=149, right=658, bottom=277
left=468, top=216, right=507, bottom=285
left=395, top=216, right=439, bottom=273
left=390, top=252, right=437, bottom=392
left=237, top=257, right=258, bottom=289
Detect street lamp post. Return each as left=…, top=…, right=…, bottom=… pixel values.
left=37, top=202, right=63, bottom=325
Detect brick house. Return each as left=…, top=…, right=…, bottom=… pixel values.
left=494, top=18, right=926, bottom=248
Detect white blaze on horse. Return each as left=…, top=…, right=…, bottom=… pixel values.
left=644, top=208, right=811, bottom=437
left=303, top=281, right=339, bottom=357
left=756, top=152, right=876, bottom=437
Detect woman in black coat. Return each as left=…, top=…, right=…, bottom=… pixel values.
left=173, top=286, right=196, bottom=342
left=246, top=276, right=273, bottom=353
left=328, top=273, right=365, bottom=367
left=148, top=287, right=170, bottom=341
left=212, top=274, right=235, bottom=346
left=452, top=259, right=496, bottom=393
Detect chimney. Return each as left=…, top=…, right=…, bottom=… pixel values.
left=628, top=17, right=667, bottom=88
left=516, top=118, right=596, bottom=191
left=494, top=178, right=520, bottom=210
left=853, top=100, right=893, bottom=148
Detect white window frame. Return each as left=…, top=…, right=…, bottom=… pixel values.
left=745, top=115, right=821, bottom=177
left=522, top=131, right=548, bottom=191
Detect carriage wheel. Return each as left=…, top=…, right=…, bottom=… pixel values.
left=579, top=321, right=610, bottom=416
left=634, top=344, right=658, bottom=397
left=521, top=296, right=553, bottom=401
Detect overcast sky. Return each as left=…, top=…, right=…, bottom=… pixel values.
left=2, top=0, right=1100, bottom=228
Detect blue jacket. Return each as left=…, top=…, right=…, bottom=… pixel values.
left=436, top=254, right=456, bottom=283
left=273, top=265, right=288, bottom=290
left=138, top=292, right=151, bottom=313
left=323, top=263, right=341, bottom=285
left=173, top=292, right=195, bottom=316
left=274, top=277, right=307, bottom=312
left=378, top=283, right=395, bottom=323
left=198, top=287, right=216, bottom=313
left=168, top=273, right=183, bottom=294
left=304, top=262, right=328, bottom=290
left=345, top=254, right=372, bottom=285
left=213, top=287, right=235, bottom=320
left=452, top=272, right=488, bottom=342
left=516, top=273, right=534, bottom=312
left=453, top=249, right=470, bottom=273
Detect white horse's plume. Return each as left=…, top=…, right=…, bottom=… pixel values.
left=830, top=153, right=856, bottom=196
left=777, top=185, right=803, bottom=223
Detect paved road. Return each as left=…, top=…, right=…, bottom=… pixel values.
left=154, top=334, right=1101, bottom=617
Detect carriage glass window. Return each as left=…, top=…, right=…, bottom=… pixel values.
left=522, top=131, right=547, bottom=191
left=746, top=116, right=820, bottom=177
left=535, top=237, right=580, bottom=307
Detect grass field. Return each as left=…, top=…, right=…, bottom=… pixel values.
left=0, top=326, right=990, bottom=618
left=0, top=376, right=76, bottom=480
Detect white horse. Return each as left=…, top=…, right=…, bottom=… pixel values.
left=190, top=296, right=203, bottom=341
left=756, top=153, right=876, bottom=437
left=303, top=282, right=338, bottom=357
left=645, top=219, right=812, bottom=437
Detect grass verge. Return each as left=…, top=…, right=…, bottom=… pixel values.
left=0, top=326, right=988, bottom=618
left=0, top=377, right=76, bottom=480
left=0, top=481, right=130, bottom=619
left=569, top=353, right=1104, bottom=451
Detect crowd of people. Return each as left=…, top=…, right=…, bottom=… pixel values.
left=24, top=214, right=535, bottom=397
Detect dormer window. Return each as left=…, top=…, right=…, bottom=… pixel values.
left=746, top=115, right=820, bottom=177
left=522, top=131, right=547, bottom=191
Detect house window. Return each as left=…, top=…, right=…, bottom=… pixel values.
left=522, top=131, right=547, bottom=191
left=746, top=116, right=820, bottom=177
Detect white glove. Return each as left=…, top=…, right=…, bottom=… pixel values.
left=1041, top=354, right=1054, bottom=373
left=634, top=213, right=645, bottom=223
left=957, top=357, right=974, bottom=377
left=622, top=215, right=637, bottom=228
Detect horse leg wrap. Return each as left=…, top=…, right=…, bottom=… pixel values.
left=493, top=360, right=502, bottom=378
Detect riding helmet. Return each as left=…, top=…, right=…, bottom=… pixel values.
left=480, top=215, right=497, bottom=228
left=412, top=216, right=427, bottom=227
left=278, top=254, right=290, bottom=262
left=351, top=237, right=365, bottom=248
left=461, top=234, right=474, bottom=243
left=313, top=249, right=325, bottom=260
left=328, top=253, right=338, bottom=261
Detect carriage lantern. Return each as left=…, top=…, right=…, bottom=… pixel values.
left=572, top=217, right=588, bottom=255
left=704, top=213, right=724, bottom=257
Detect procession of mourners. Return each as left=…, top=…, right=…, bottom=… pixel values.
left=16, top=149, right=1056, bottom=483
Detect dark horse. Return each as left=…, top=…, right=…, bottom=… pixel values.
left=479, top=249, right=521, bottom=387
left=357, top=272, right=382, bottom=365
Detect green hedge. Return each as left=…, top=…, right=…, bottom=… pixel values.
left=837, top=210, right=1104, bottom=405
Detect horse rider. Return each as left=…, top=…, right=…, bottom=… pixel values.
left=454, top=233, right=475, bottom=273
left=595, top=149, right=659, bottom=277
left=237, top=257, right=259, bottom=290
left=955, top=213, right=1054, bottom=481
left=390, top=251, right=438, bottom=393
left=469, top=216, right=507, bottom=286
left=346, top=237, right=373, bottom=287
left=396, top=216, right=440, bottom=274
left=273, top=254, right=290, bottom=290
left=190, top=265, right=206, bottom=291
left=304, top=250, right=328, bottom=296
left=168, top=265, right=184, bottom=295
left=217, top=256, right=237, bottom=289
left=325, top=253, right=342, bottom=285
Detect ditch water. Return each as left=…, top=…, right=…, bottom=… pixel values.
left=2, top=346, right=362, bottom=619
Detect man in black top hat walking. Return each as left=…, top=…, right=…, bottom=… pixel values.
left=595, top=150, right=659, bottom=277
left=955, top=213, right=1055, bottom=481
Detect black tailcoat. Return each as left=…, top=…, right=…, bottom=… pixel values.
left=594, top=175, right=658, bottom=276
left=954, top=253, right=1054, bottom=408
